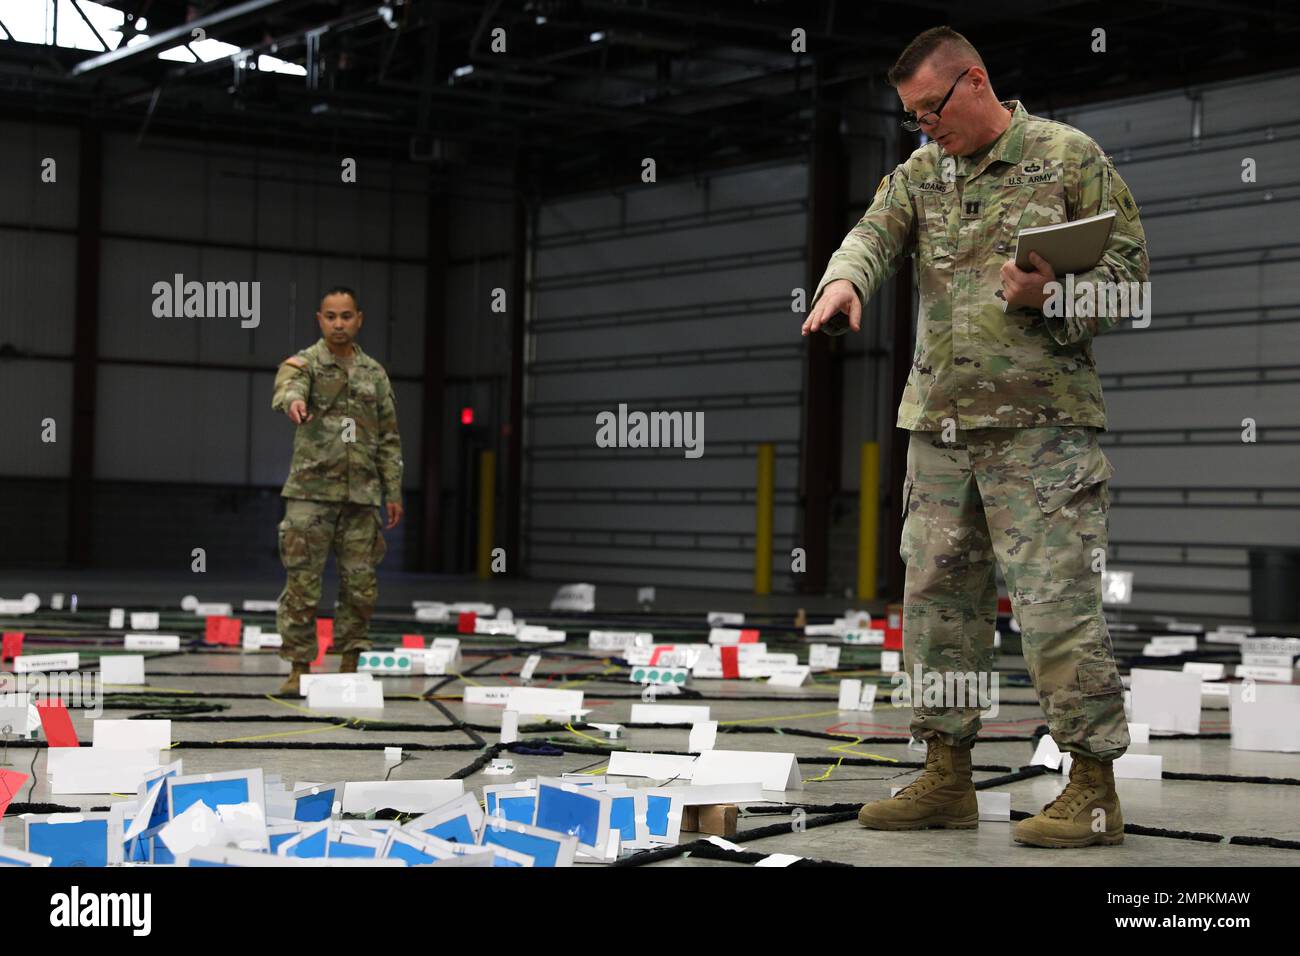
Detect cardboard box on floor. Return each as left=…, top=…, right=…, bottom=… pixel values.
left=680, top=804, right=738, bottom=837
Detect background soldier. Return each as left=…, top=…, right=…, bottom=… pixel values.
left=803, top=27, right=1149, bottom=848
left=270, top=287, right=404, bottom=695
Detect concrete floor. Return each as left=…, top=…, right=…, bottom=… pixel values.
left=2, top=571, right=1297, bottom=867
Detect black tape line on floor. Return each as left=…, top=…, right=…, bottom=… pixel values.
left=613, top=809, right=862, bottom=867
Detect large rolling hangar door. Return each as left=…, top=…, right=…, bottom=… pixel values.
left=1065, top=70, right=1300, bottom=618
left=523, top=160, right=810, bottom=592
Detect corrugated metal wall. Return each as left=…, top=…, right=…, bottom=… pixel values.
left=524, top=160, right=809, bottom=591
left=0, top=122, right=430, bottom=570
left=1061, top=70, right=1300, bottom=616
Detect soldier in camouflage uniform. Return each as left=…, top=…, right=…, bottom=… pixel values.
left=270, top=287, right=404, bottom=694
left=803, top=28, right=1148, bottom=847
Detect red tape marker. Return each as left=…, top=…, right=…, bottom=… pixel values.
left=720, top=645, right=740, bottom=679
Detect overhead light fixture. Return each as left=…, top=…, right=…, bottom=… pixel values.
left=452, top=64, right=474, bottom=78
left=589, top=31, right=605, bottom=43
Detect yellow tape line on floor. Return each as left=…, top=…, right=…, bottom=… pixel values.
left=806, top=734, right=900, bottom=782
left=720, top=708, right=842, bottom=726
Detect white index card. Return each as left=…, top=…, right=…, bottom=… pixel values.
left=859, top=684, right=878, bottom=710
left=977, top=791, right=1011, bottom=821
left=14, top=652, right=79, bottom=673
left=1182, top=661, right=1225, bottom=681
left=880, top=650, right=901, bottom=673
left=160, top=801, right=226, bottom=855
left=124, top=634, right=180, bottom=651
left=707, top=612, right=745, bottom=626
left=306, top=677, right=384, bottom=709
left=1130, top=667, right=1202, bottom=734
left=100, top=654, right=146, bottom=685
left=809, top=644, right=841, bottom=670
left=1230, top=683, right=1300, bottom=752
left=129, top=612, right=159, bottom=630
left=47, top=748, right=161, bottom=794
left=837, top=678, right=862, bottom=711
left=550, top=583, right=595, bottom=612
left=109, top=608, right=125, bottom=629
left=767, top=665, right=811, bottom=687
left=341, top=780, right=464, bottom=814
left=606, top=751, right=696, bottom=781
left=194, top=603, right=233, bottom=617
left=1030, top=733, right=1063, bottom=769
left=691, top=750, right=801, bottom=792
left=298, top=672, right=375, bottom=696
left=520, top=654, right=541, bottom=682
left=688, top=721, right=718, bottom=753
left=629, top=704, right=710, bottom=725
left=505, top=687, right=584, bottom=718
left=755, top=853, right=802, bottom=867
left=218, top=802, right=269, bottom=852
left=500, top=710, right=519, bottom=744
left=92, top=719, right=171, bottom=751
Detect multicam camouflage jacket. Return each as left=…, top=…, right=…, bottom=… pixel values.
left=271, top=338, right=403, bottom=506
left=811, top=100, right=1149, bottom=431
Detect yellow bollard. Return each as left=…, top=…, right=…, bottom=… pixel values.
left=857, top=441, right=879, bottom=600
left=754, top=443, right=774, bottom=595
left=476, top=449, right=496, bottom=579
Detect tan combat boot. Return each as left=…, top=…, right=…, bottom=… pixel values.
left=338, top=650, right=361, bottom=673
left=858, top=738, right=979, bottom=830
left=1013, top=753, right=1124, bottom=848
left=277, top=661, right=311, bottom=696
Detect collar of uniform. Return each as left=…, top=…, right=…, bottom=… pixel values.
left=313, top=338, right=366, bottom=367
left=961, top=99, right=1028, bottom=179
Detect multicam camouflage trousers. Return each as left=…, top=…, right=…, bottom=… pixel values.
left=276, top=498, right=387, bottom=664
left=900, top=426, right=1130, bottom=761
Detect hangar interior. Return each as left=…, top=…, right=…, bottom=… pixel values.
left=0, top=0, right=1297, bottom=872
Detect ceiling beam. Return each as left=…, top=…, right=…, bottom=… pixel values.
left=69, top=0, right=315, bottom=78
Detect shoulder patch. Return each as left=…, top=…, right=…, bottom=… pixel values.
left=1114, top=186, right=1138, bottom=221
left=281, top=356, right=308, bottom=369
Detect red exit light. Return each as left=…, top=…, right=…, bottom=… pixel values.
left=460, top=407, right=474, bottom=425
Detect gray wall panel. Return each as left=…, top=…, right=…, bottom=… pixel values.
left=1061, top=70, right=1300, bottom=615
left=526, top=160, right=808, bottom=591
left=0, top=121, right=79, bottom=228
left=0, top=359, right=73, bottom=478
left=0, top=231, right=77, bottom=356
left=94, top=365, right=250, bottom=484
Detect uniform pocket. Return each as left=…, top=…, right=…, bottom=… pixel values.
left=1031, top=445, right=1114, bottom=513
left=1077, top=659, right=1123, bottom=697
left=278, top=519, right=310, bottom=571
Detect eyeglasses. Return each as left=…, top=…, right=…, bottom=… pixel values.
left=901, top=66, right=972, bottom=132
